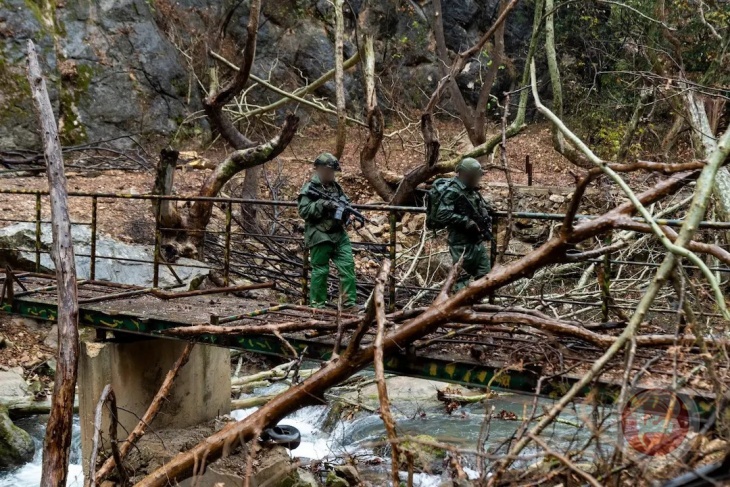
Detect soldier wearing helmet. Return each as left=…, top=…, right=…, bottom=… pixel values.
left=432, top=157, right=493, bottom=290
left=298, top=153, right=359, bottom=310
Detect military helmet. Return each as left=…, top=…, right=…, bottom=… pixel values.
left=313, top=152, right=342, bottom=171
left=456, top=157, right=483, bottom=174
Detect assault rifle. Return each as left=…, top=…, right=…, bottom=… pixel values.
left=456, top=195, right=493, bottom=242
left=306, top=186, right=370, bottom=229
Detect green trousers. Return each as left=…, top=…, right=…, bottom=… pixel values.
left=309, top=236, right=357, bottom=308
left=449, top=242, right=491, bottom=291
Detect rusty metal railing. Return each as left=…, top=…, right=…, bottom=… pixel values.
left=1, top=188, right=729, bottom=316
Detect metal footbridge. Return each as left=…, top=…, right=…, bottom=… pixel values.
left=0, top=188, right=728, bottom=422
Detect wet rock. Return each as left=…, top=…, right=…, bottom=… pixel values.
left=0, top=222, right=208, bottom=288
left=334, top=464, right=362, bottom=485
left=344, top=376, right=448, bottom=417
left=321, top=401, right=346, bottom=434
left=0, top=405, right=35, bottom=467
left=444, top=0, right=479, bottom=27
left=325, top=470, right=350, bottom=487
left=399, top=434, right=446, bottom=473
left=294, top=469, right=319, bottom=487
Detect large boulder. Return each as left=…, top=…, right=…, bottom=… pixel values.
left=0, top=370, right=28, bottom=400
left=343, top=376, right=447, bottom=417
left=0, top=222, right=208, bottom=288
left=0, top=406, right=34, bottom=468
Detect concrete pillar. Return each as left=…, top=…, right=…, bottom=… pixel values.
left=78, top=338, right=230, bottom=478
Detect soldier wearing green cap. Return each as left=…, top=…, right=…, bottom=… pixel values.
left=433, top=157, right=493, bottom=290
left=298, top=153, right=358, bottom=309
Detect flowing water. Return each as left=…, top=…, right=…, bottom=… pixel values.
left=0, top=416, right=84, bottom=487
left=1, top=387, right=616, bottom=487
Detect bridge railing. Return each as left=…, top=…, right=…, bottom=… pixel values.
left=1, top=188, right=730, bottom=320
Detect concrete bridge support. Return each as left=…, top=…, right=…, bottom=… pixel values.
left=78, top=338, right=231, bottom=478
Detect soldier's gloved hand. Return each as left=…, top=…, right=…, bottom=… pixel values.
left=465, top=220, right=479, bottom=232
left=322, top=200, right=338, bottom=211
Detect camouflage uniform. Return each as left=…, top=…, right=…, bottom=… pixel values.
left=434, top=160, right=492, bottom=290
left=298, top=154, right=357, bottom=308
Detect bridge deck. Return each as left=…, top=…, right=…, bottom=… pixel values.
left=0, top=271, right=720, bottom=418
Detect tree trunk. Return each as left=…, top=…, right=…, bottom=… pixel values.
left=152, top=148, right=182, bottom=230
left=188, top=113, right=300, bottom=242
left=472, top=0, right=509, bottom=144
left=27, top=39, right=80, bottom=487
left=544, top=0, right=592, bottom=169
left=359, top=33, right=392, bottom=202
left=615, top=88, right=651, bottom=163
left=661, top=112, right=685, bottom=157
left=333, top=0, right=346, bottom=159
left=239, top=164, right=262, bottom=230
left=684, top=90, right=730, bottom=228
left=430, top=0, right=543, bottom=173
left=432, top=0, right=475, bottom=143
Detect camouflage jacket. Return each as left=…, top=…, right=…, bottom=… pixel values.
left=433, top=177, right=491, bottom=245
left=298, top=174, right=351, bottom=247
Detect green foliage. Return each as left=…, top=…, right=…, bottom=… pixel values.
left=571, top=109, right=628, bottom=160
left=549, top=0, right=728, bottom=157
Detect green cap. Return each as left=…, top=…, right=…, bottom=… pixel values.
left=313, top=152, right=341, bottom=171
left=456, top=157, right=483, bottom=174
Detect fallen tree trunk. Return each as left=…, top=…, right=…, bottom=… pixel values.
left=2, top=396, right=79, bottom=418
left=27, top=39, right=80, bottom=487
left=453, top=310, right=707, bottom=348
left=231, top=395, right=276, bottom=410
left=164, top=316, right=361, bottom=337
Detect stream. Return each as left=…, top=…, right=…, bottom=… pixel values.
left=0, top=416, right=84, bottom=487
left=0, top=385, right=617, bottom=487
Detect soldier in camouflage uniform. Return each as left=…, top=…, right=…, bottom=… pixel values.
left=298, top=153, right=358, bottom=309
left=434, top=158, right=492, bottom=290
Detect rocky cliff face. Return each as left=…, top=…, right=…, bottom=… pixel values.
left=0, top=0, right=194, bottom=149
left=0, top=0, right=532, bottom=150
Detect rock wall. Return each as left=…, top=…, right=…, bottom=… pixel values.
left=0, top=0, right=193, bottom=149
left=0, top=0, right=533, bottom=149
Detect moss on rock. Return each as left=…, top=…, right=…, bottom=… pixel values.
left=0, top=406, right=35, bottom=468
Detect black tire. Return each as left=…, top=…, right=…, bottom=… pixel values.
left=260, top=425, right=301, bottom=450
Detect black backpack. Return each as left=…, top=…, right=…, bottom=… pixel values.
left=425, top=178, right=456, bottom=230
